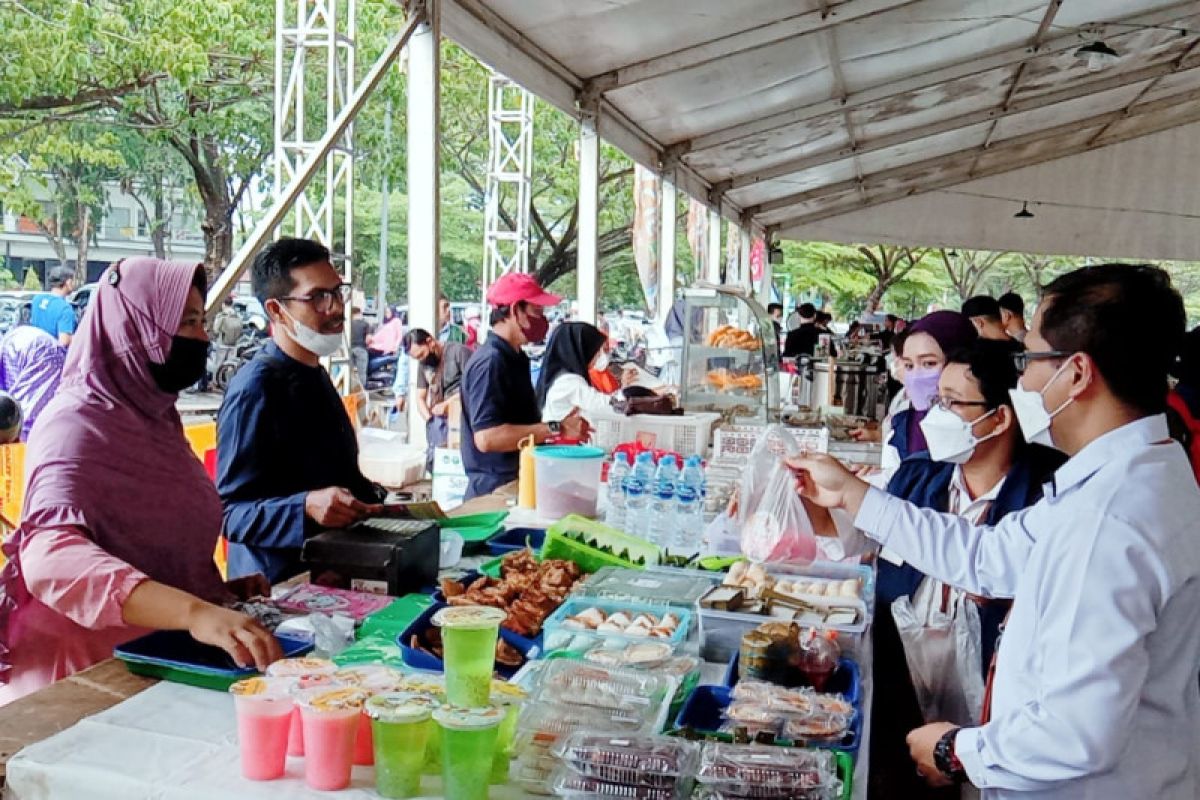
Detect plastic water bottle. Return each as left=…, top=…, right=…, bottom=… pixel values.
left=649, top=455, right=680, bottom=547
left=673, top=456, right=706, bottom=553
left=605, top=452, right=631, bottom=531
left=623, top=452, right=656, bottom=539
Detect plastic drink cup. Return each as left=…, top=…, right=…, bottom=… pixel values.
left=229, top=677, right=294, bottom=781
left=333, top=664, right=407, bottom=765
left=432, top=606, right=507, bottom=707
left=366, top=693, right=440, bottom=798
left=297, top=686, right=371, bottom=791
left=266, top=657, right=337, bottom=757
left=397, top=673, right=447, bottom=776
left=434, top=705, right=504, bottom=800
left=488, top=683, right=527, bottom=784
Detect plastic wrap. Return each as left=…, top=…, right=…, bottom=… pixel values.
left=553, top=733, right=700, bottom=788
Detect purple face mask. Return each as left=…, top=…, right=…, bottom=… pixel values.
left=904, top=367, right=942, bottom=411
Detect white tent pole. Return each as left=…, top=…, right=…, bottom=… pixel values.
left=657, top=177, right=676, bottom=322
left=407, top=0, right=441, bottom=444
left=706, top=208, right=721, bottom=283
left=576, top=100, right=600, bottom=324
left=206, top=11, right=421, bottom=312
left=739, top=224, right=752, bottom=293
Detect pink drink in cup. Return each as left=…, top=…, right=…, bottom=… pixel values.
left=332, top=665, right=406, bottom=766
left=297, top=686, right=371, bottom=791
left=230, top=677, right=295, bottom=781
left=266, top=657, right=337, bottom=757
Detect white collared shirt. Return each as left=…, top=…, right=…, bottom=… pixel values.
left=948, top=465, right=1005, bottom=523
left=855, top=415, right=1200, bottom=799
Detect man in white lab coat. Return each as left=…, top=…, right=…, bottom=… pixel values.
left=792, top=263, right=1200, bottom=799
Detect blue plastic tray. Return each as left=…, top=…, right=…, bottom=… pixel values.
left=724, top=652, right=861, bottom=710
left=674, top=684, right=862, bottom=759
left=115, top=630, right=313, bottom=678
left=542, top=597, right=694, bottom=653
left=397, top=600, right=541, bottom=679
left=485, top=527, right=546, bottom=556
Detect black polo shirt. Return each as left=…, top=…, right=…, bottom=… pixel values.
left=460, top=332, right=541, bottom=499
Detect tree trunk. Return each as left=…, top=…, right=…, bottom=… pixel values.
left=151, top=189, right=168, bottom=259
left=863, top=281, right=887, bottom=313
left=535, top=227, right=632, bottom=288
left=74, top=204, right=91, bottom=283
left=201, top=204, right=234, bottom=284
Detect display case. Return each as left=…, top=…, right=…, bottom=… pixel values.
left=679, top=284, right=780, bottom=423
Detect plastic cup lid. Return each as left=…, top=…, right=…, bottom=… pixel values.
left=296, top=685, right=372, bottom=712
left=265, top=657, right=337, bottom=678
left=229, top=676, right=293, bottom=699
left=365, top=692, right=439, bottom=723
left=490, top=681, right=528, bottom=706
left=333, top=664, right=405, bottom=692
left=534, top=445, right=606, bottom=460
left=433, top=704, right=505, bottom=731
left=400, top=673, right=447, bottom=698
left=432, top=605, right=507, bottom=630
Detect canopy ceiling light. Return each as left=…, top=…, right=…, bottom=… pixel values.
left=1014, top=201, right=1035, bottom=220
left=1075, top=40, right=1120, bottom=72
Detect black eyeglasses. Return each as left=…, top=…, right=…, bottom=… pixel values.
left=279, top=283, right=352, bottom=313
left=932, top=395, right=989, bottom=412
left=1012, top=350, right=1070, bottom=373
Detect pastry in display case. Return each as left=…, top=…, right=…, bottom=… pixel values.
left=680, top=285, right=780, bottom=423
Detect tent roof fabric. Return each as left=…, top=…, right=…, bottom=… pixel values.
left=441, top=1, right=1200, bottom=260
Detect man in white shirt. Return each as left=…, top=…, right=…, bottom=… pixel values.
left=792, top=263, right=1200, bottom=799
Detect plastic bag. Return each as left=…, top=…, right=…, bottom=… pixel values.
left=738, top=425, right=817, bottom=564
left=891, top=579, right=984, bottom=726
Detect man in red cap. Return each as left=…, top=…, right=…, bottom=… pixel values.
left=459, top=273, right=590, bottom=499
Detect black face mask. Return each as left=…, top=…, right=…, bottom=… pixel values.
left=148, top=335, right=210, bottom=394
left=422, top=353, right=440, bottom=369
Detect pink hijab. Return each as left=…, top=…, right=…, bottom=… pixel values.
left=0, top=258, right=229, bottom=682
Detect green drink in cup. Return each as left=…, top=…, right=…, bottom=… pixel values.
left=365, top=692, right=441, bottom=799
left=431, top=606, right=507, bottom=707
left=434, top=705, right=504, bottom=800
left=488, top=682, right=527, bottom=784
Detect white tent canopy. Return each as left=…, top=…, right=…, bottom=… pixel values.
left=440, top=0, right=1200, bottom=260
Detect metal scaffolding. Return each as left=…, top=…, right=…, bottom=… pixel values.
left=481, top=73, right=534, bottom=299
left=274, top=0, right=358, bottom=388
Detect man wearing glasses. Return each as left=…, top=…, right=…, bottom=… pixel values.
left=217, top=237, right=384, bottom=582
left=792, top=264, right=1200, bottom=799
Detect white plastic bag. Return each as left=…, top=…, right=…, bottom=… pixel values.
left=738, top=425, right=817, bottom=564
left=891, top=578, right=984, bottom=726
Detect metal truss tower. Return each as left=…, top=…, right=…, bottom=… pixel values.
left=481, top=73, right=534, bottom=299
left=275, top=0, right=357, bottom=388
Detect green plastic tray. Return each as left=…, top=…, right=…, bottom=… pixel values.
left=120, top=659, right=244, bottom=692
left=358, top=594, right=434, bottom=640
left=837, top=750, right=854, bottom=800
left=541, top=514, right=662, bottom=574
left=440, top=511, right=509, bottom=542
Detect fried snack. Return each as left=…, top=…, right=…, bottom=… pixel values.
left=442, top=548, right=584, bottom=638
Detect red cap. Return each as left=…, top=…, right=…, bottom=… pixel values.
left=486, top=272, right=561, bottom=307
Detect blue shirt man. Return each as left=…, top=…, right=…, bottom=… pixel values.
left=30, top=266, right=78, bottom=347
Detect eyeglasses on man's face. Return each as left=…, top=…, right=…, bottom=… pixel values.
left=279, top=283, right=352, bottom=314
left=1012, top=350, right=1070, bottom=373
left=932, top=395, right=989, bottom=413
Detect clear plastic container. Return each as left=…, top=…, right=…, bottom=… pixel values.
left=577, top=566, right=718, bottom=608
left=694, top=785, right=841, bottom=800
left=534, top=445, right=606, bottom=518
left=513, top=701, right=654, bottom=757
left=511, top=751, right=559, bottom=796
left=543, top=598, right=694, bottom=653
left=696, top=743, right=836, bottom=794
left=797, top=630, right=842, bottom=693
left=551, top=765, right=686, bottom=800
left=782, top=711, right=852, bottom=743
left=533, top=660, right=673, bottom=714
left=553, top=733, right=700, bottom=789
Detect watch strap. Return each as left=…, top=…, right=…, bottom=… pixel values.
left=547, top=419, right=561, bottom=435
left=934, top=728, right=967, bottom=783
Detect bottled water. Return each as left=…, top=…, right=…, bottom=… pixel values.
left=649, top=455, right=680, bottom=548
left=623, top=452, right=656, bottom=539
left=673, top=456, right=706, bottom=553
left=605, top=452, right=631, bottom=531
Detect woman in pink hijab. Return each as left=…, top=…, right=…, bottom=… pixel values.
left=0, top=258, right=282, bottom=705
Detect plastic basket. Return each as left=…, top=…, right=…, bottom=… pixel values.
left=542, top=514, right=663, bottom=574
left=591, top=410, right=722, bottom=458
left=486, top=527, right=547, bottom=556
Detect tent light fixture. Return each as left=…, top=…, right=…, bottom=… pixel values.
left=1075, top=40, right=1119, bottom=72
left=1014, top=201, right=1035, bottom=219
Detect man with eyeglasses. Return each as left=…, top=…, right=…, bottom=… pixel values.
left=791, top=263, right=1200, bottom=799
left=217, top=237, right=385, bottom=582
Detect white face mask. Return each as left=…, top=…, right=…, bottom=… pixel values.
left=280, top=306, right=343, bottom=358
left=919, top=404, right=1000, bottom=464
left=1009, top=360, right=1073, bottom=449
left=592, top=351, right=610, bottom=372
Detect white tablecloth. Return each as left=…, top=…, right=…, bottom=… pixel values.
left=3, top=682, right=529, bottom=800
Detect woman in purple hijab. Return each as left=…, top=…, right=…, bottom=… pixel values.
left=0, top=258, right=281, bottom=705
left=891, top=310, right=978, bottom=458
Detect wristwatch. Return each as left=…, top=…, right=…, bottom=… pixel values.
left=933, top=727, right=967, bottom=784
left=547, top=419, right=562, bottom=435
